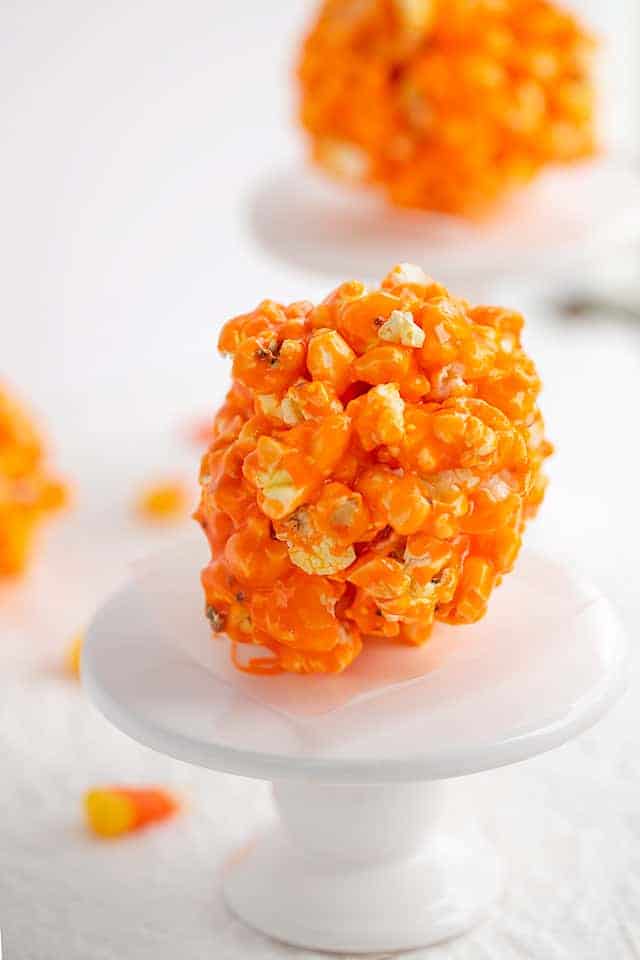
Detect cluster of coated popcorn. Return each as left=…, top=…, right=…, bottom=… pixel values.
left=298, top=0, right=596, bottom=214
left=196, top=264, right=551, bottom=675
left=0, top=385, right=66, bottom=577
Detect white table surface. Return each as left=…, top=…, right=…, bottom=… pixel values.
left=1, top=2, right=640, bottom=957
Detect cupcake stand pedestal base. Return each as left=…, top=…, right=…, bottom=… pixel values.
left=83, top=544, right=628, bottom=954
left=225, top=779, right=501, bottom=952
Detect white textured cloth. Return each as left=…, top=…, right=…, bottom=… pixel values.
left=2, top=1, right=640, bottom=956
left=1, top=510, right=639, bottom=960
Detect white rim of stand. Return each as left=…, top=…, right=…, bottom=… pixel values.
left=82, top=544, right=629, bottom=953
left=248, top=155, right=640, bottom=287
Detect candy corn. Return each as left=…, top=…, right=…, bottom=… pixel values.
left=84, top=787, right=180, bottom=838
left=135, top=480, right=190, bottom=523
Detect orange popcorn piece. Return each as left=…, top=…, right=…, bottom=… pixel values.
left=348, top=383, right=405, bottom=451
left=196, top=264, right=551, bottom=674
left=267, top=622, right=362, bottom=674
left=251, top=571, right=348, bottom=653
left=136, top=479, right=190, bottom=522
left=275, top=482, right=369, bottom=575
left=357, top=466, right=431, bottom=536
left=0, top=384, right=67, bottom=577
left=85, top=787, right=180, bottom=838
left=307, top=329, right=356, bottom=395
left=297, top=0, right=596, bottom=214
left=225, top=512, right=293, bottom=586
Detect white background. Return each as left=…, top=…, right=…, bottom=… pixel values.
left=1, top=2, right=640, bottom=958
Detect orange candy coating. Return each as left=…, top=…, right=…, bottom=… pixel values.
left=196, top=264, right=552, bottom=674
left=297, top=0, right=596, bottom=214
left=0, top=385, right=67, bottom=577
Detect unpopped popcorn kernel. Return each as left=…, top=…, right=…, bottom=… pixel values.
left=297, top=0, right=595, bottom=214
left=85, top=787, right=180, bottom=838
left=197, top=265, right=551, bottom=674
left=307, top=328, right=356, bottom=395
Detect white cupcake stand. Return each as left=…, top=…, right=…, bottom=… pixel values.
left=83, top=541, right=628, bottom=954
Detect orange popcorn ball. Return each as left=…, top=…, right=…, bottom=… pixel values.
left=0, top=384, right=67, bottom=577
left=136, top=479, right=190, bottom=523
left=297, top=0, right=596, bottom=214
left=196, top=265, right=552, bottom=674
left=84, top=787, right=180, bottom=839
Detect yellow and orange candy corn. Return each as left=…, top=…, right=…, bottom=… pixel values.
left=84, top=787, right=180, bottom=838
left=135, top=479, right=190, bottom=523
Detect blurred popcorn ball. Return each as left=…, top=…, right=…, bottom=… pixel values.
left=298, top=0, right=596, bottom=214
left=84, top=787, right=180, bottom=838
left=0, top=384, right=67, bottom=577
left=195, top=264, right=552, bottom=675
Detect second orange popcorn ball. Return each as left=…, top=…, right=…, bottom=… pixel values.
left=196, top=264, right=552, bottom=675
left=297, top=0, right=596, bottom=214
